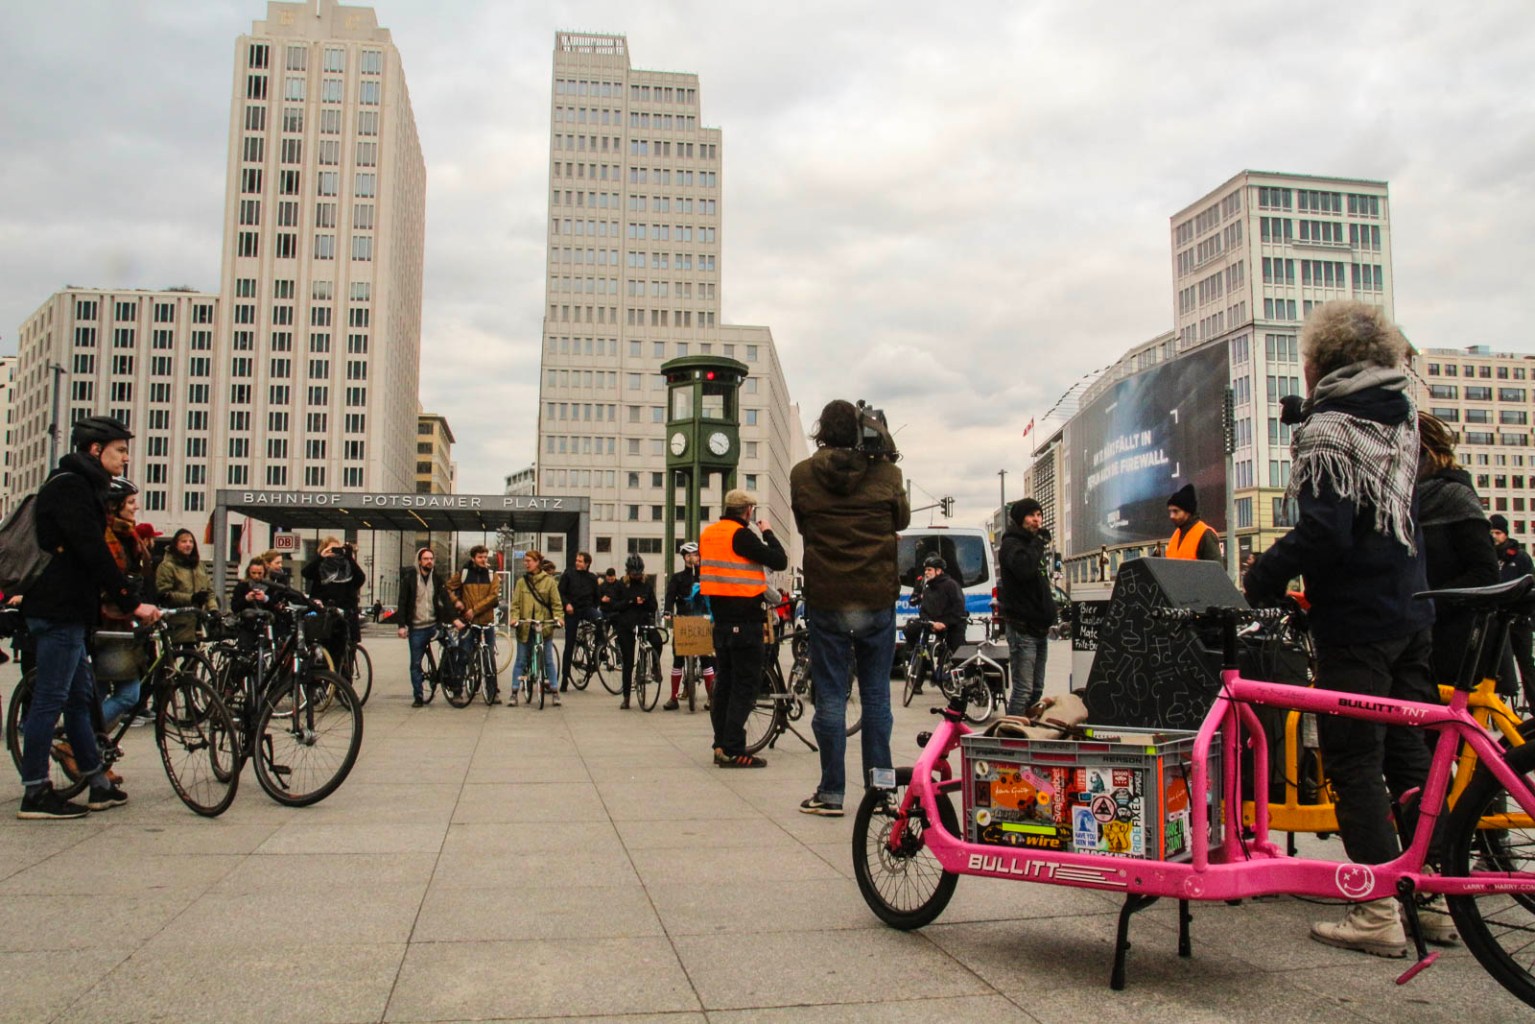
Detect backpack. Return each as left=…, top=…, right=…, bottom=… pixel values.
left=0, top=493, right=52, bottom=596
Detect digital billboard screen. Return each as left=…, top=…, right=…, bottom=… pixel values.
left=1062, top=342, right=1230, bottom=555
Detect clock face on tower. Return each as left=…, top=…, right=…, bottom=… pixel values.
left=708, top=431, right=730, bottom=456
left=670, top=432, right=687, bottom=456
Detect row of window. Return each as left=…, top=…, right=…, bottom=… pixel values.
left=1427, top=385, right=1530, bottom=402
left=1257, top=187, right=1382, bottom=218
left=1428, top=407, right=1530, bottom=425
left=249, top=43, right=383, bottom=75
left=1427, top=362, right=1530, bottom=380
left=551, top=80, right=698, bottom=106
left=235, top=230, right=373, bottom=261
left=245, top=105, right=380, bottom=138
left=75, top=300, right=215, bottom=324
left=233, top=279, right=369, bottom=302
left=241, top=137, right=378, bottom=168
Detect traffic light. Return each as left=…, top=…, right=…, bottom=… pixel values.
left=941, top=496, right=954, bottom=518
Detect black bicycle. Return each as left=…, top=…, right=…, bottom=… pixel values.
left=444, top=624, right=499, bottom=707
left=743, top=627, right=861, bottom=756
left=212, top=584, right=363, bottom=810
left=570, top=618, right=622, bottom=694
left=5, top=608, right=237, bottom=816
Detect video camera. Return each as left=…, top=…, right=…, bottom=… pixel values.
left=855, top=400, right=900, bottom=462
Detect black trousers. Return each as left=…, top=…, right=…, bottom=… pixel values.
left=1314, top=628, right=1436, bottom=865
left=711, top=622, right=764, bottom=757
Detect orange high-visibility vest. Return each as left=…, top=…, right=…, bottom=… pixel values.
left=1167, top=519, right=1213, bottom=560
left=699, top=519, right=767, bottom=597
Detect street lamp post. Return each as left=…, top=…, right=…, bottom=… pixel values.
left=998, top=469, right=1007, bottom=515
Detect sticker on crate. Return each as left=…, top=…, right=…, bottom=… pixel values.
left=1069, top=766, right=1145, bottom=857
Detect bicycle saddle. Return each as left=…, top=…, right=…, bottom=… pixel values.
left=1414, top=573, right=1534, bottom=608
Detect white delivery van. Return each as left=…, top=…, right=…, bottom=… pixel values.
left=894, top=526, right=998, bottom=645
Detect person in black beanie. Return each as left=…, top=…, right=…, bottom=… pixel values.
left=1490, top=513, right=1535, bottom=701
left=1166, top=484, right=1222, bottom=562
left=999, top=497, right=1056, bottom=714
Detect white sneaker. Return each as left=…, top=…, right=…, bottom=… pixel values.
left=1311, top=899, right=1408, bottom=958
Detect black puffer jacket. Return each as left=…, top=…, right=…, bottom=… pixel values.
left=998, top=521, right=1057, bottom=635
left=21, top=452, right=138, bottom=624
left=790, top=448, right=911, bottom=611
left=1418, top=467, right=1496, bottom=684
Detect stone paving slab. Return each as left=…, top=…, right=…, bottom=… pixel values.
left=2, top=637, right=1530, bottom=1023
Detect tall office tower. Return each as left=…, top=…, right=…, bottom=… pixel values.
left=537, top=32, right=798, bottom=569
left=213, top=0, right=425, bottom=518
left=1169, top=171, right=1393, bottom=559
left=0, top=355, right=17, bottom=519
left=9, top=288, right=221, bottom=534
left=1416, top=347, right=1535, bottom=541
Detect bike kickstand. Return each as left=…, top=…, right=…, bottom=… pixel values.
left=1110, top=894, right=1159, bottom=991
left=776, top=716, right=818, bottom=752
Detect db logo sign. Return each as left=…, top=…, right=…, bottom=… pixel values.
left=271, top=533, right=300, bottom=552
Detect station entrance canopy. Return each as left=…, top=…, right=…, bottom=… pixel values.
left=210, top=489, right=590, bottom=597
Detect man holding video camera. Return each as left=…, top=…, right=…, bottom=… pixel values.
left=790, top=399, right=911, bottom=816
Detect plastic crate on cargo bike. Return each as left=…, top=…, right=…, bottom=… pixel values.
left=852, top=577, right=1535, bottom=1007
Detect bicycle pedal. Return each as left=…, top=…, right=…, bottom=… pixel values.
left=267, top=764, right=292, bottom=778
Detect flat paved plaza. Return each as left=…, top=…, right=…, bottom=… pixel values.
left=0, top=632, right=1526, bottom=1023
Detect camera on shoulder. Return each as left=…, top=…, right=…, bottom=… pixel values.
left=854, top=400, right=900, bottom=462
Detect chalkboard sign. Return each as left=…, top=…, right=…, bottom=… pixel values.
left=1082, top=558, right=1247, bottom=730
left=1072, top=601, right=1108, bottom=652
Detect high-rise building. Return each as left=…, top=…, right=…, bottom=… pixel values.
left=536, top=32, right=799, bottom=571
left=0, top=355, right=17, bottom=519
left=9, top=288, right=221, bottom=534
left=1170, top=170, right=1393, bottom=558
left=1416, top=346, right=1535, bottom=539
left=212, top=0, right=425, bottom=513
left=415, top=410, right=454, bottom=494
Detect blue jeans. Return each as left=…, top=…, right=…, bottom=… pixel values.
left=1005, top=626, right=1049, bottom=716
left=100, top=679, right=142, bottom=728
left=407, top=626, right=435, bottom=700
left=20, top=619, right=103, bottom=789
left=806, top=606, right=896, bottom=804
left=514, top=636, right=559, bottom=690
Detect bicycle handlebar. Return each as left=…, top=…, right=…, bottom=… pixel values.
left=1149, top=605, right=1284, bottom=625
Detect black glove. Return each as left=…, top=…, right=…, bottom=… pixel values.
left=1279, top=394, right=1305, bottom=426
left=1038, top=527, right=1052, bottom=543
left=192, top=590, right=210, bottom=605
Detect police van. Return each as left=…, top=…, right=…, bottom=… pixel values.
left=895, top=526, right=998, bottom=644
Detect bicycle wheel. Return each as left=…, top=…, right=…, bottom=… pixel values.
left=5, top=672, right=90, bottom=799
left=685, top=659, right=698, bottom=713
left=743, top=661, right=786, bottom=756
left=846, top=678, right=863, bottom=737
left=420, top=650, right=438, bottom=704
left=527, top=642, right=545, bottom=709
left=156, top=674, right=241, bottom=817
left=853, top=767, right=960, bottom=930
left=637, top=645, right=660, bottom=711
left=959, top=667, right=994, bottom=725
left=902, top=651, right=925, bottom=708
left=349, top=645, right=373, bottom=706
left=480, top=646, right=499, bottom=705
left=1445, top=741, right=1535, bottom=1007
left=495, top=626, right=514, bottom=676
left=569, top=628, right=595, bottom=692
left=597, top=632, right=622, bottom=695
left=253, top=670, right=363, bottom=807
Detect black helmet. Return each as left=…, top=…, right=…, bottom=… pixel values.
left=71, top=414, right=133, bottom=448
left=922, top=555, right=947, bottom=572
left=625, top=554, right=645, bottom=574
left=105, top=477, right=139, bottom=502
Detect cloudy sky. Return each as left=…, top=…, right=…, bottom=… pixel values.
left=3, top=0, right=1532, bottom=523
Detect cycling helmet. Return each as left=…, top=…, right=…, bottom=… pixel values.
left=71, top=414, right=133, bottom=448
left=625, top=554, right=645, bottom=574
left=105, top=477, right=139, bottom=501
left=922, top=555, right=947, bottom=572
left=679, top=541, right=699, bottom=556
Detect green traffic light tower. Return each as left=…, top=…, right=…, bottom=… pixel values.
left=661, top=354, right=748, bottom=578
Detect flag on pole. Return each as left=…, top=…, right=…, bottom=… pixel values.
left=1022, top=418, right=1035, bottom=439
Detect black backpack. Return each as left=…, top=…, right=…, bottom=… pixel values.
left=0, top=493, right=52, bottom=596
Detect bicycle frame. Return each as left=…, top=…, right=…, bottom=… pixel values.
left=897, top=673, right=1535, bottom=905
